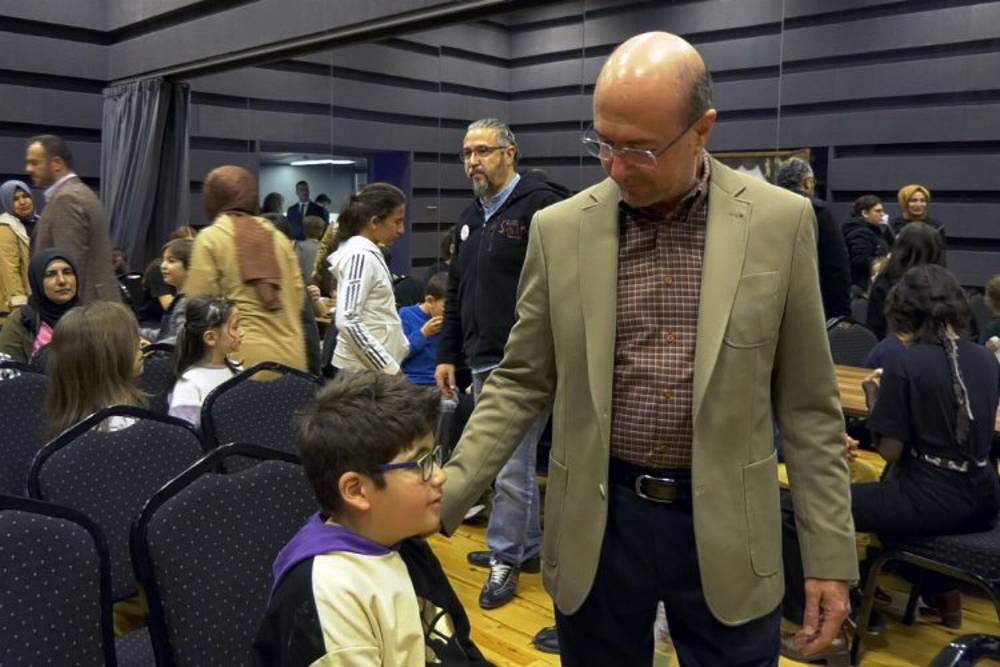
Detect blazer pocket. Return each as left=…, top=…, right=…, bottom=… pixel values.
left=724, top=271, right=780, bottom=348
left=743, top=451, right=781, bottom=577
left=542, top=455, right=568, bottom=567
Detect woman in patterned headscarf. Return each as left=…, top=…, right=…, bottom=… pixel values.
left=184, top=166, right=307, bottom=372
left=0, top=180, right=34, bottom=323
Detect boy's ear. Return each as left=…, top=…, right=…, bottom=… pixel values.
left=338, top=472, right=372, bottom=512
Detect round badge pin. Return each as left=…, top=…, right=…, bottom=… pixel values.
left=460, top=224, right=470, bottom=241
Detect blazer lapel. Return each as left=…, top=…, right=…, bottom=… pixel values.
left=693, top=162, right=750, bottom=423
left=578, top=179, right=620, bottom=431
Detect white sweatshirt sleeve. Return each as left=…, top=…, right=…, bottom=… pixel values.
left=334, top=251, right=401, bottom=374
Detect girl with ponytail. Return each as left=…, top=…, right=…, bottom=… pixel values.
left=326, top=183, right=410, bottom=375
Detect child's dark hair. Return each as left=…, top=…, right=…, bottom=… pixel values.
left=425, top=272, right=448, bottom=300
left=333, top=182, right=405, bottom=251
left=174, top=295, right=238, bottom=378
left=298, top=371, right=440, bottom=515
left=162, top=238, right=193, bottom=269
left=985, top=274, right=1000, bottom=314
left=885, top=265, right=974, bottom=445
left=884, top=222, right=945, bottom=283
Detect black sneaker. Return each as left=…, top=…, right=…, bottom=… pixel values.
left=467, top=550, right=541, bottom=573
left=532, top=626, right=559, bottom=654
left=479, top=561, right=519, bottom=609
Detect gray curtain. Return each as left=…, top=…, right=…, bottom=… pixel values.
left=101, top=78, right=190, bottom=266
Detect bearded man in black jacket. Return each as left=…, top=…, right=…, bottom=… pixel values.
left=435, top=119, right=570, bottom=614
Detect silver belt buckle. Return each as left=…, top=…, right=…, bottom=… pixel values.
left=634, top=474, right=676, bottom=503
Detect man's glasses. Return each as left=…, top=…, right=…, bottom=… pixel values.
left=377, top=445, right=445, bottom=483
left=580, top=117, right=699, bottom=169
left=460, top=145, right=508, bottom=162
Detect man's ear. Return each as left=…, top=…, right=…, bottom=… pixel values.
left=339, top=471, right=373, bottom=512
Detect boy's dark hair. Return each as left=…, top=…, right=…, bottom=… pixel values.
left=298, top=371, right=440, bottom=515
left=425, top=272, right=448, bottom=300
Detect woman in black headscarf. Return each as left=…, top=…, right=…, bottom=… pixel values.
left=0, top=248, right=81, bottom=363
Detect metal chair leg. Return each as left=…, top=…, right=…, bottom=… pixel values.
left=852, top=552, right=892, bottom=666
left=903, top=583, right=921, bottom=625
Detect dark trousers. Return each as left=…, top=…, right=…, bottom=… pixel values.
left=555, top=478, right=780, bottom=667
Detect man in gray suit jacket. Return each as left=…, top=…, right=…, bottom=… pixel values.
left=26, top=135, right=119, bottom=304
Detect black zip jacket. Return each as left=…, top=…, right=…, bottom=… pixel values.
left=437, top=172, right=571, bottom=369
left=842, top=215, right=894, bottom=291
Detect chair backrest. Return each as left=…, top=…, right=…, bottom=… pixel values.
left=28, top=406, right=207, bottom=602
left=0, top=494, right=116, bottom=667
left=138, top=343, right=177, bottom=414
left=827, top=318, right=879, bottom=366
left=930, top=634, right=1000, bottom=667
left=0, top=364, right=49, bottom=496
left=132, top=443, right=316, bottom=667
left=850, top=297, right=869, bottom=327
left=200, top=362, right=322, bottom=455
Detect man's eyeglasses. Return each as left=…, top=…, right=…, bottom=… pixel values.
left=376, top=445, right=445, bottom=483
left=460, top=145, right=509, bottom=162
left=581, top=117, right=699, bottom=169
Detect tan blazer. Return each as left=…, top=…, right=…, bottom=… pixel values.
left=440, top=159, right=858, bottom=625
left=0, top=213, right=30, bottom=316
left=33, top=177, right=120, bottom=304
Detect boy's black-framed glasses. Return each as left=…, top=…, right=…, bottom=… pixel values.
left=376, top=445, right=445, bottom=483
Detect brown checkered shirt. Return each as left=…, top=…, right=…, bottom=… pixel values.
left=609, top=153, right=711, bottom=469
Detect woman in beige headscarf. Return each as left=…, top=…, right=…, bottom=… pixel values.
left=185, top=166, right=306, bottom=372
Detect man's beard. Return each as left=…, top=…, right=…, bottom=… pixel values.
left=471, top=172, right=493, bottom=199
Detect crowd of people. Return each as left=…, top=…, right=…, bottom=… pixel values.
left=1, top=28, right=999, bottom=667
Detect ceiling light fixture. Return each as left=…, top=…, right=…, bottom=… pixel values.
left=289, top=159, right=356, bottom=166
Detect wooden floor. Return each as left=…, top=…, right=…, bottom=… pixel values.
left=429, top=525, right=1000, bottom=667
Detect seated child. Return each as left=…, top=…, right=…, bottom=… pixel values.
left=252, top=371, right=489, bottom=667
left=168, top=295, right=243, bottom=428
left=400, top=272, right=447, bottom=386
left=46, top=301, right=146, bottom=437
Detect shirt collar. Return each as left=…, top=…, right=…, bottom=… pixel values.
left=480, top=172, right=521, bottom=221
left=619, top=152, right=711, bottom=223
left=44, top=173, right=77, bottom=201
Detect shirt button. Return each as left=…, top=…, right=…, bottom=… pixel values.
left=664, top=276, right=674, bottom=286
left=663, top=389, right=674, bottom=400
left=665, top=331, right=676, bottom=344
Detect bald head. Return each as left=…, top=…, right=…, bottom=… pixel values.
left=590, top=32, right=716, bottom=210
left=595, top=32, right=712, bottom=128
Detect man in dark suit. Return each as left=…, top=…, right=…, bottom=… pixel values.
left=25, top=134, right=119, bottom=304
left=285, top=180, right=326, bottom=241
left=774, top=157, right=852, bottom=320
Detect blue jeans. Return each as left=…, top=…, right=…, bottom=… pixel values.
left=472, top=368, right=549, bottom=567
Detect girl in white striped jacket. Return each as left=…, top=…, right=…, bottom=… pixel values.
left=328, top=183, right=410, bottom=375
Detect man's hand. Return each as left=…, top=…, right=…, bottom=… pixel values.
left=844, top=434, right=859, bottom=463
left=435, top=363, right=457, bottom=399
left=794, top=579, right=851, bottom=656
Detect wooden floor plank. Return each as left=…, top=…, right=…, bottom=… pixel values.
left=431, top=526, right=1000, bottom=667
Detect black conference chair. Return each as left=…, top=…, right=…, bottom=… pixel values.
left=138, top=342, right=176, bottom=414
left=827, top=317, right=878, bottom=367
left=0, top=494, right=116, bottom=667
left=0, top=361, right=48, bottom=496
left=200, top=361, right=322, bottom=456
left=131, top=443, right=316, bottom=667
left=850, top=296, right=869, bottom=327
left=852, top=523, right=1000, bottom=665
left=28, top=407, right=208, bottom=609
left=930, top=634, right=1000, bottom=666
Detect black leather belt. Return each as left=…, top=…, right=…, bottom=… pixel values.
left=608, top=458, right=692, bottom=504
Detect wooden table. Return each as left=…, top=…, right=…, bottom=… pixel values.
left=835, top=364, right=1000, bottom=435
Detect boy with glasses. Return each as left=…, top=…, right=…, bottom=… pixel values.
left=253, top=371, right=488, bottom=667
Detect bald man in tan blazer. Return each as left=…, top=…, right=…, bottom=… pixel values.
left=439, top=32, right=857, bottom=666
